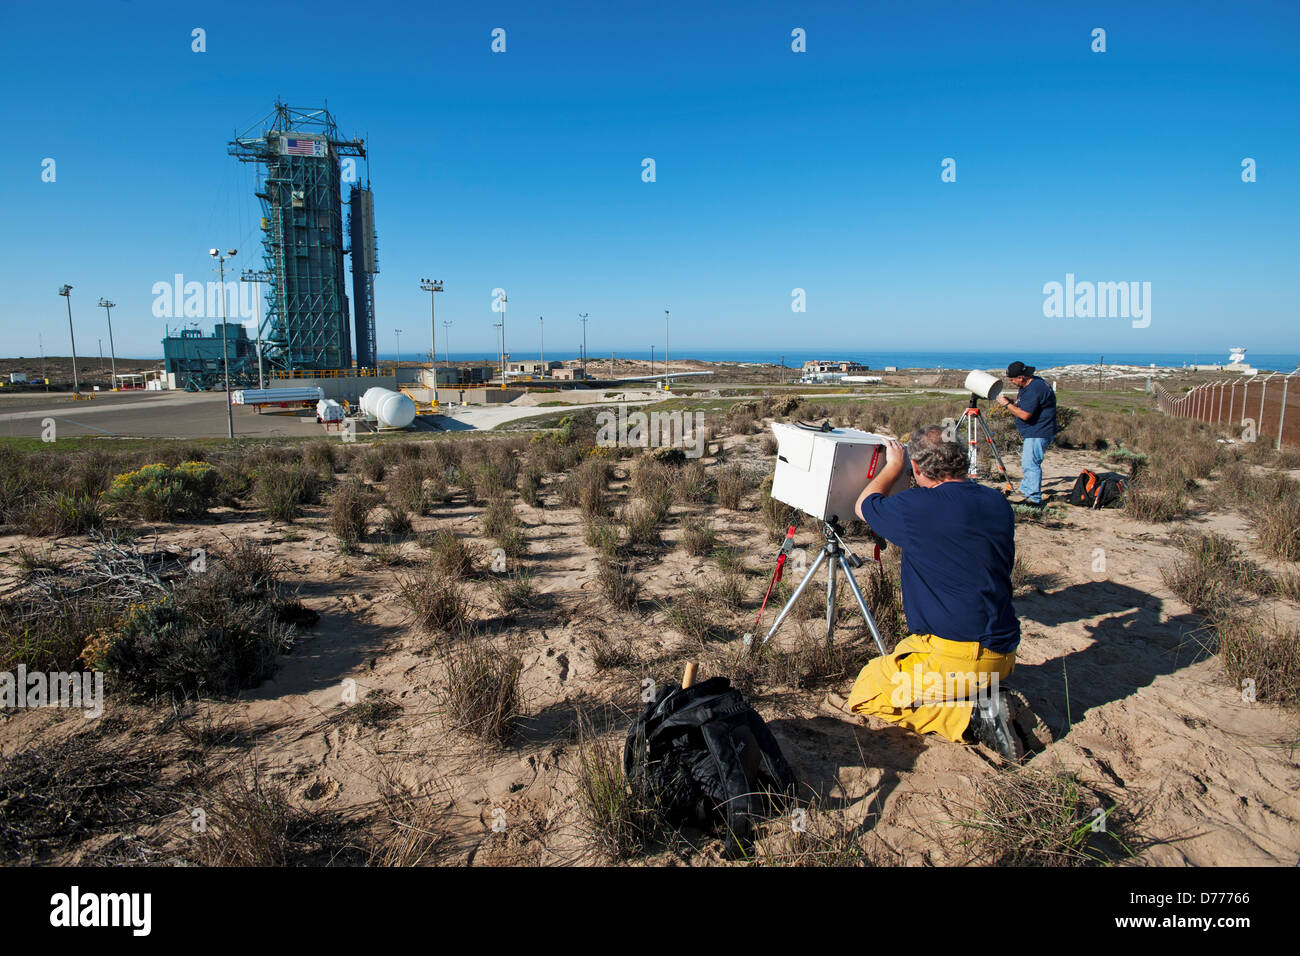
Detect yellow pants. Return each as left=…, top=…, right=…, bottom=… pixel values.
left=846, top=634, right=1016, bottom=742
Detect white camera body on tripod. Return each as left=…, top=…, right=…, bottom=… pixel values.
left=768, top=423, right=910, bottom=522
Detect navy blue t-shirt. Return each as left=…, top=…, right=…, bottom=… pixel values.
left=1012, top=377, right=1057, bottom=440
left=858, top=481, right=1020, bottom=653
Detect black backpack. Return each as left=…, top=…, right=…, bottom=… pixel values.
left=624, top=676, right=798, bottom=858
left=1068, top=469, right=1127, bottom=509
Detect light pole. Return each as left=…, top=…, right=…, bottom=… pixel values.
left=650, top=344, right=655, bottom=378
left=538, top=315, right=544, bottom=377
left=579, top=313, right=588, bottom=376
left=241, top=268, right=271, bottom=389
left=209, top=248, right=237, bottom=439
left=97, top=298, right=118, bottom=390
left=664, top=309, right=670, bottom=390
left=395, top=328, right=403, bottom=365
left=420, top=278, right=443, bottom=371
left=57, top=285, right=79, bottom=394
left=443, top=320, right=452, bottom=367
left=493, top=321, right=504, bottom=383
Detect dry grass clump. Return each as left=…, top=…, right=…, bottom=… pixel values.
left=0, top=731, right=175, bottom=864
left=712, top=566, right=749, bottom=610
left=621, top=499, right=667, bottom=547
left=365, top=777, right=448, bottom=866
left=596, top=558, right=639, bottom=610
left=1160, top=531, right=1272, bottom=615
left=561, top=458, right=613, bottom=517
left=377, top=504, right=412, bottom=538
left=254, top=461, right=323, bottom=522
left=589, top=630, right=637, bottom=670
left=661, top=587, right=721, bottom=643
left=1211, top=612, right=1300, bottom=706
left=672, top=460, right=711, bottom=503
left=192, top=766, right=305, bottom=866
left=947, top=768, right=1140, bottom=866
left=388, top=461, right=433, bottom=515
left=584, top=515, right=621, bottom=555
left=438, top=641, right=523, bottom=743
left=482, top=497, right=520, bottom=540
left=715, top=463, right=752, bottom=510
left=424, top=530, right=480, bottom=578
left=492, top=568, right=536, bottom=613
left=328, top=478, right=377, bottom=549
left=756, top=802, right=894, bottom=866
left=355, top=446, right=388, bottom=482
left=572, top=716, right=652, bottom=860
left=679, top=515, right=717, bottom=556
left=395, top=570, right=472, bottom=636
left=517, top=460, right=545, bottom=507
left=303, top=440, right=341, bottom=476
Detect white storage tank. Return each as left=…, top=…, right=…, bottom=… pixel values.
left=360, top=387, right=416, bottom=429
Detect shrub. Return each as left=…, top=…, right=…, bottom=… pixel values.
left=102, top=543, right=297, bottom=699
left=103, top=461, right=219, bottom=521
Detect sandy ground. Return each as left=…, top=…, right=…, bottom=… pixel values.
left=2, top=428, right=1297, bottom=866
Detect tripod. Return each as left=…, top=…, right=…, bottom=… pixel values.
left=757, top=518, right=889, bottom=655
left=959, top=394, right=1013, bottom=493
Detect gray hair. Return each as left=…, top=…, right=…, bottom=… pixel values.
left=906, top=424, right=967, bottom=481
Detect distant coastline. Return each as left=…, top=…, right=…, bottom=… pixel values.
left=371, top=349, right=1300, bottom=373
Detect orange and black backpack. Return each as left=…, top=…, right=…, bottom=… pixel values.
left=1068, top=469, right=1127, bottom=509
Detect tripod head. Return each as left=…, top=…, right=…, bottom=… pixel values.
left=821, top=516, right=884, bottom=568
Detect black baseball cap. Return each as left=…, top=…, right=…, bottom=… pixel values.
left=1006, top=361, right=1035, bottom=378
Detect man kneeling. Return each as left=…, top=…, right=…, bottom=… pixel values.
left=845, top=425, right=1047, bottom=760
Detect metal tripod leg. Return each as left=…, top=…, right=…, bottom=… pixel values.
left=825, top=549, right=838, bottom=647
left=965, top=408, right=979, bottom=478
left=759, top=541, right=890, bottom=657
left=837, top=553, right=889, bottom=656
left=760, top=546, right=828, bottom=646
left=974, top=412, right=1014, bottom=492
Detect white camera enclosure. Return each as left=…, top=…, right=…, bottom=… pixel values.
left=769, top=423, right=910, bottom=522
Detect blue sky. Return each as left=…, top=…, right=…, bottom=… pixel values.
left=2, top=0, right=1297, bottom=360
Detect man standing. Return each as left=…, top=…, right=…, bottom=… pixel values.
left=998, top=360, right=1057, bottom=506
left=845, top=427, right=1048, bottom=761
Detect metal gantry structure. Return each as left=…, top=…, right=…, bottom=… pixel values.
left=228, top=101, right=368, bottom=373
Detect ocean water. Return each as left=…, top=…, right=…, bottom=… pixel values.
left=377, top=349, right=1300, bottom=373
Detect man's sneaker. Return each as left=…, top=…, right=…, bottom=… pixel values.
left=965, top=691, right=1025, bottom=762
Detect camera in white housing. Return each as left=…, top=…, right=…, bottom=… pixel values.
left=768, top=422, right=910, bottom=522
